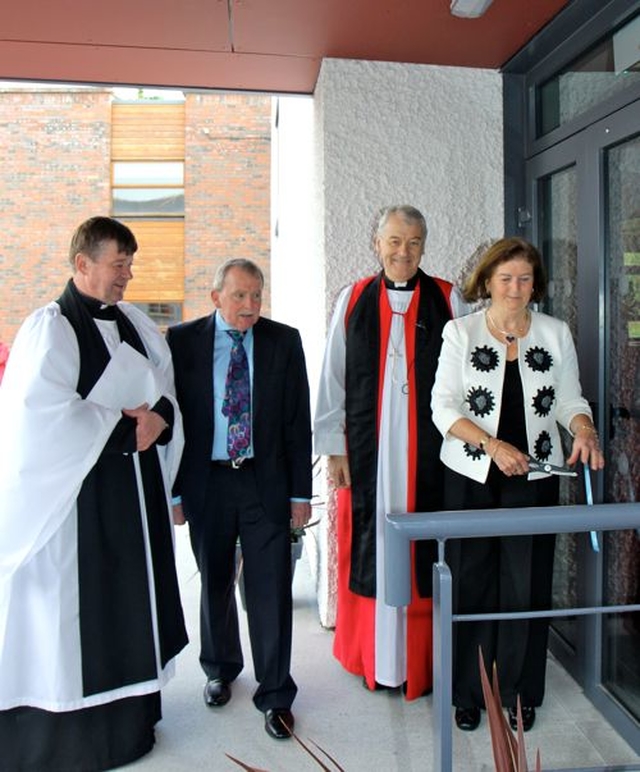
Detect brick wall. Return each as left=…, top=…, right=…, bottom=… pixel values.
left=0, top=87, right=272, bottom=345
left=184, top=93, right=272, bottom=320
left=0, top=87, right=112, bottom=343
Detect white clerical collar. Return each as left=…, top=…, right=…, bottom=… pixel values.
left=382, top=273, right=418, bottom=291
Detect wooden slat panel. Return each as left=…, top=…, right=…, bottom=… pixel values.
left=112, top=103, right=185, bottom=160
left=122, top=219, right=184, bottom=303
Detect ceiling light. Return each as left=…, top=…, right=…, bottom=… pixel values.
left=450, top=0, right=494, bottom=18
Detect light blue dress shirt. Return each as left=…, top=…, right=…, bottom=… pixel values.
left=212, top=313, right=255, bottom=461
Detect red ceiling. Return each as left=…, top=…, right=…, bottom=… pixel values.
left=0, top=0, right=570, bottom=94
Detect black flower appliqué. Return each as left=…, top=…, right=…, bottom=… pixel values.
left=534, top=431, right=553, bottom=461
left=525, top=346, right=553, bottom=373
left=466, top=386, right=495, bottom=417
left=464, top=442, right=484, bottom=461
left=471, top=345, right=499, bottom=373
left=532, top=386, right=555, bottom=417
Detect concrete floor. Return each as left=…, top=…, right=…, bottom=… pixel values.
left=125, top=527, right=640, bottom=772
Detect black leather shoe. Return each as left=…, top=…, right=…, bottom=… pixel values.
left=362, top=677, right=395, bottom=692
left=203, top=678, right=231, bottom=707
left=402, top=682, right=432, bottom=697
left=508, top=706, right=536, bottom=732
left=455, top=706, right=481, bottom=731
left=264, top=708, right=294, bottom=739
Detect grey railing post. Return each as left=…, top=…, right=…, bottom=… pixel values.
left=432, top=552, right=453, bottom=772
left=384, top=517, right=411, bottom=607
left=384, top=502, right=640, bottom=772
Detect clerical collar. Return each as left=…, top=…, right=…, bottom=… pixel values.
left=70, top=281, right=118, bottom=320
left=383, top=273, right=418, bottom=291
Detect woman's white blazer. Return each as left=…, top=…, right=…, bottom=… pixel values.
left=431, top=309, right=592, bottom=483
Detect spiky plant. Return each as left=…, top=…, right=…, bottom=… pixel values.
left=226, top=717, right=345, bottom=771
left=478, top=648, right=542, bottom=772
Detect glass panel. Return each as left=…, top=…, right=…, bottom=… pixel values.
left=539, top=168, right=579, bottom=336
left=536, top=12, right=640, bottom=138
left=602, top=133, right=640, bottom=720
left=112, top=161, right=184, bottom=186
left=539, top=164, right=580, bottom=650
left=112, top=188, right=184, bottom=215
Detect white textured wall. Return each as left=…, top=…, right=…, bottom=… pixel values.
left=273, top=58, right=505, bottom=627
left=316, top=58, right=504, bottom=312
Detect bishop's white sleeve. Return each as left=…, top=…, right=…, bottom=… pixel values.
left=313, top=285, right=353, bottom=456
left=450, top=285, right=472, bottom=318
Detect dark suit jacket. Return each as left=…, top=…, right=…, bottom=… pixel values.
left=166, top=312, right=312, bottom=523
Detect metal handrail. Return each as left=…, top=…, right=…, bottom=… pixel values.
left=384, top=501, right=640, bottom=772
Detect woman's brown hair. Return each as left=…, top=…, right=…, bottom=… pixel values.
left=462, top=236, right=547, bottom=304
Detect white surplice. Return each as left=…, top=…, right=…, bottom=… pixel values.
left=315, top=285, right=412, bottom=686
left=0, top=301, right=183, bottom=711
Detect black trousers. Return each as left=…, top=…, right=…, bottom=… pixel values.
left=187, top=462, right=297, bottom=712
left=444, top=466, right=559, bottom=709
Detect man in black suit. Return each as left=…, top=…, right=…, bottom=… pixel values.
left=166, top=258, right=312, bottom=740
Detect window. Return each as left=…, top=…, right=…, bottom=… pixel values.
left=111, top=102, right=186, bottom=317
left=133, top=302, right=182, bottom=330
left=112, top=161, right=184, bottom=216
left=536, top=12, right=640, bottom=138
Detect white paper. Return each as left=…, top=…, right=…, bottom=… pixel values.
left=87, top=342, right=161, bottom=410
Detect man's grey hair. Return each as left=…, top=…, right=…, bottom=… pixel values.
left=212, top=258, right=265, bottom=292
left=373, top=205, right=428, bottom=249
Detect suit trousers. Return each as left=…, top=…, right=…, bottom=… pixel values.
left=187, top=462, right=297, bottom=712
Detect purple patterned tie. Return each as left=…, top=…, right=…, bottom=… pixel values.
left=222, top=330, right=251, bottom=460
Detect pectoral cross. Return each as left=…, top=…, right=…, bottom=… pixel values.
left=389, top=346, right=403, bottom=383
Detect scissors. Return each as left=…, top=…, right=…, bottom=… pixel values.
left=528, top=457, right=577, bottom=477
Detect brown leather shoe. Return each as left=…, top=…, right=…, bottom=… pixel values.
left=264, top=708, right=294, bottom=739
left=203, top=678, right=231, bottom=707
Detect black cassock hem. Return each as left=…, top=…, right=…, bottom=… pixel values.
left=0, top=692, right=161, bottom=772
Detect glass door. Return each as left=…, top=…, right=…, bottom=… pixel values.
left=538, top=162, right=582, bottom=655
left=527, top=98, right=640, bottom=747
left=528, top=140, right=592, bottom=665
left=602, top=131, right=640, bottom=719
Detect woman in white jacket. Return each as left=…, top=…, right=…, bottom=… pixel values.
left=431, top=237, right=604, bottom=733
